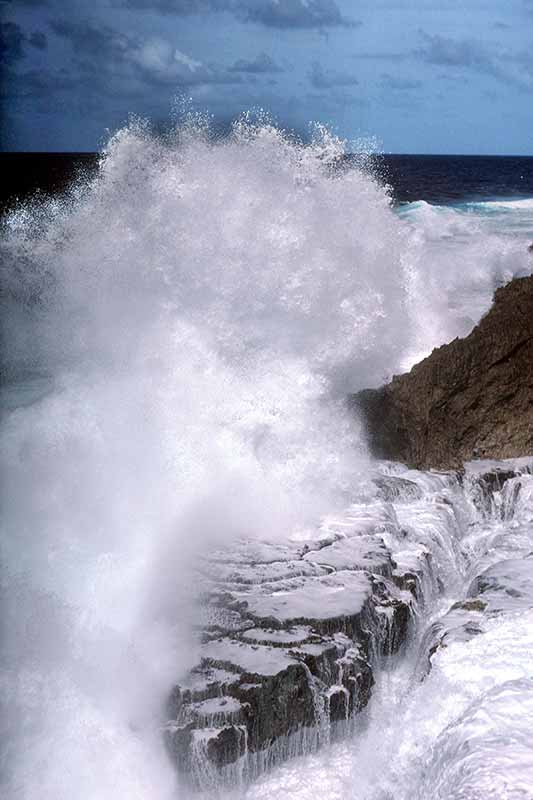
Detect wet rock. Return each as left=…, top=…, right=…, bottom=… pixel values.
left=451, top=599, right=487, bottom=613
left=468, top=555, right=533, bottom=614
left=165, top=465, right=493, bottom=787
left=373, top=474, right=423, bottom=502
left=352, top=276, right=533, bottom=470
left=165, top=519, right=416, bottom=787
left=421, top=602, right=487, bottom=674
left=328, top=685, right=350, bottom=722
left=206, top=725, right=248, bottom=768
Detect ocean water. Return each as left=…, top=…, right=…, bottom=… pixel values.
left=1, top=118, right=533, bottom=800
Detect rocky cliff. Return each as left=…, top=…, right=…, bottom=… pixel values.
left=352, top=275, right=533, bottom=470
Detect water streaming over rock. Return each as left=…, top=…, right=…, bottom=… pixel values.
left=241, top=459, right=533, bottom=800
left=1, top=117, right=532, bottom=800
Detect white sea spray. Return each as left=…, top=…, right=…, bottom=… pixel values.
left=1, top=116, right=532, bottom=800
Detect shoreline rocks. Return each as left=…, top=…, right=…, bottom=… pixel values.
left=163, top=488, right=422, bottom=789
left=352, top=275, right=533, bottom=470
left=164, top=459, right=533, bottom=790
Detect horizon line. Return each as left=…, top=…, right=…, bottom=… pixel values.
left=1, top=151, right=533, bottom=159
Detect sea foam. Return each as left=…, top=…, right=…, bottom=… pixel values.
left=1, top=116, right=531, bottom=800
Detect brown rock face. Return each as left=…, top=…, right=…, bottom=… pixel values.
left=352, top=275, right=533, bottom=470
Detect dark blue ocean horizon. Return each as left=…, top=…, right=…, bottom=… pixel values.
left=1, top=151, right=533, bottom=214
left=372, top=153, right=533, bottom=205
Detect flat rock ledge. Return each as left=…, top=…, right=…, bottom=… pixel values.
left=352, top=275, right=533, bottom=470
left=163, top=480, right=422, bottom=789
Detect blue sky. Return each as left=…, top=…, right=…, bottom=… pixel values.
left=1, top=0, right=533, bottom=153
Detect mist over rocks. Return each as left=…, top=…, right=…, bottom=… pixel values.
left=162, top=467, right=461, bottom=788
left=164, top=459, right=533, bottom=791
left=163, top=514, right=416, bottom=789
left=352, top=275, right=533, bottom=470
left=162, top=470, right=461, bottom=788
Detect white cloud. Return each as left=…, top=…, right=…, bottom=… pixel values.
left=132, top=38, right=203, bottom=79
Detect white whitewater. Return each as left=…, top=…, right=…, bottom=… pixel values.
left=1, top=117, right=532, bottom=800
left=246, top=459, right=533, bottom=800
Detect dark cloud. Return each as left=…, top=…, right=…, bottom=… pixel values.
left=438, top=73, right=469, bottom=84
left=0, top=0, right=49, bottom=6
left=229, top=52, right=283, bottom=73
left=117, top=0, right=357, bottom=28
left=308, top=60, right=358, bottom=89
left=0, top=24, right=50, bottom=146
left=380, top=73, right=421, bottom=91
left=0, top=21, right=47, bottom=66
left=306, top=88, right=367, bottom=113
left=513, top=49, right=533, bottom=79
left=28, top=31, right=48, bottom=49
left=2, top=12, right=242, bottom=147
left=0, top=22, right=25, bottom=66
left=2, top=67, right=80, bottom=101
left=415, top=30, right=533, bottom=92
left=415, top=31, right=495, bottom=70
left=114, top=0, right=231, bottom=13
left=50, top=19, right=130, bottom=61
left=134, top=45, right=243, bottom=87
left=238, top=0, right=357, bottom=29
left=351, top=51, right=408, bottom=61
left=50, top=17, right=241, bottom=89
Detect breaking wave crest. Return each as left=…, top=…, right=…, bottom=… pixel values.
left=1, top=116, right=531, bottom=799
